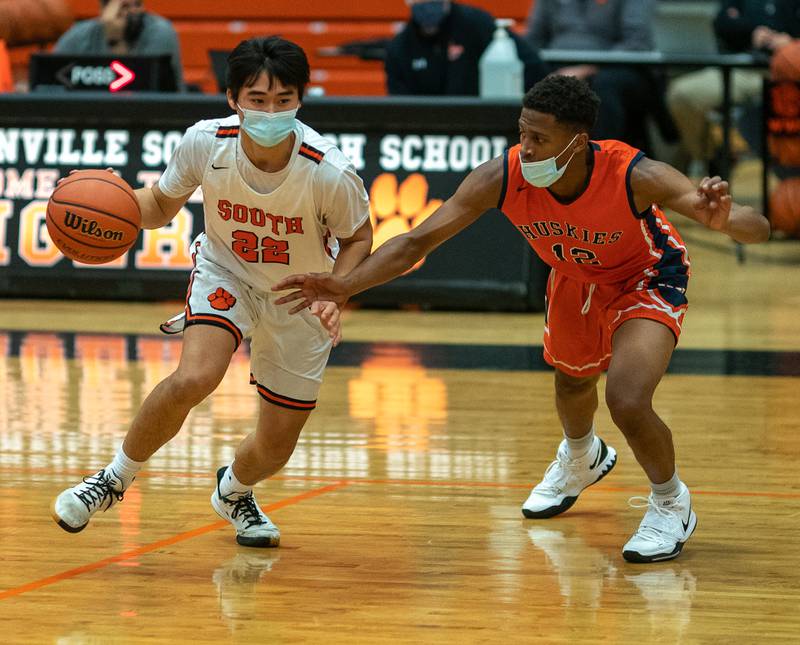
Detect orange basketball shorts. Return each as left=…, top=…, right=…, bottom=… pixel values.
left=542, top=269, right=689, bottom=378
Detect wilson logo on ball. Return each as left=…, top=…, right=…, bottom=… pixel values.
left=63, top=210, right=125, bottom=241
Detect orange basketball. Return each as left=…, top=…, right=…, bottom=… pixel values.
left=47, top=170, right=141, bottom=264
left=769, top=178, right=800, bottom=238
left=771, top=40, right=800, bottom=81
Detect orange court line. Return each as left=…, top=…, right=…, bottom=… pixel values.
left=0, top=481, right=348, bottom=602
left=3, top=466, right=800, bottom=500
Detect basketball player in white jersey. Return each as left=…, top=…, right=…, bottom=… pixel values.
left=52, top=36, right=373, bottom=547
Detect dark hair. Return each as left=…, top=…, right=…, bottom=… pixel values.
left=523, top=75, right=600, bottom=132
left=226, top=36, right=310, bottom=100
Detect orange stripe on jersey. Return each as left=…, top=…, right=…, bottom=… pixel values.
left=254, top=383, right=317, bottom=410
left=216, top=126, right=240, bottom=138
left=499, top=140, right=687, bottom=285
left=298, top=143, right=324, bottom=164
left=185, top=312, right=243, bottom=348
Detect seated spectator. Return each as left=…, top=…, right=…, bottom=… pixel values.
left=525, top=0, right=676, bottom=154
left=667, top=1, right=800, bottom=174
left=385, top=0, right=548, bottom=96
left=54, top=0, right=184, bottom=90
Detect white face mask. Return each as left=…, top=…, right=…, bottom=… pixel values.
left=519, top=134, right=580, bottom=188
left=236, top=104, right=298, bottom=148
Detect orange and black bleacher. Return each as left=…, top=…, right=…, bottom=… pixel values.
left=59, top=0, right=530, bottom=95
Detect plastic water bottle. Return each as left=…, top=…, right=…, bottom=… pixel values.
left=479, top=18, right=524, bottom=99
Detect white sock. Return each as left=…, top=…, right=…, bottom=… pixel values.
left=651, top=471, right=682, bottom=499
left=218, top=461, right=251, bottom=497
left=106, top=446, right=144, bottom=490
left=564, top=426, right=595, bottom=458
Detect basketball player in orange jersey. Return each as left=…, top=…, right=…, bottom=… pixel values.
left=52, top=36, right=372, bottom=547
left=273, top=75, right=770, bottom=563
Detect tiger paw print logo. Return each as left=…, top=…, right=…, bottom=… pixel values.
left=208, top=287, right=236, bottom=311
left=369, top=173, right=442, bottom=273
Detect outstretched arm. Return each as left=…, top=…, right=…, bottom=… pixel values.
left=274, top=156, right=505, bottom=312
left=630, top=157, right=770, bottom=244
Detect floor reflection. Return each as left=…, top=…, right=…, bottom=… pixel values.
left=527, top=527, right=617, bottom=610
left=0, top=330, right=521, bottom=484
left=212, top=551, right=282, bottom=632
left=624, top=567, right=697, bottom=641
left=527, top=525, right=697, bottom=638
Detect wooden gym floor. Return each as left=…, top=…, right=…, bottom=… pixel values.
left=0, top=218, right=799, bottom=643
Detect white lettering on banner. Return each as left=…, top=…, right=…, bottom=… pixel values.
left=104, top=130, right=128, bottom=166
left=80, top=130, right=105, bottom=166
left=141, top=130, right=183, bottom=167
left=0, top=168, right=60, bottom=200
left=0, top=128, right=130, bottom=166
left=379, top=134, right=508, bottom=172
left=322, top=133, right=366, bottom=170
left=0, top=200, right=12, bottom=266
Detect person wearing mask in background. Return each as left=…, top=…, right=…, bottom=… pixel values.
left=385, top=0, right=548, bottom=96
left=525, top=0, right=676, bottom=155
left=54, top=0, right=184, bottom=91
left=667, top=1, right=800, bottom=176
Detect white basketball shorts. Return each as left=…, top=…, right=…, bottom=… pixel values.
left=183, top=235, right=332, bottom=410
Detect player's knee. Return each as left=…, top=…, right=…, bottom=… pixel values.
left=605, top=385, right=652, bottom=428
left=166, top=371, right=220, bottom=405
left=555, top=370, right=596, bottom=398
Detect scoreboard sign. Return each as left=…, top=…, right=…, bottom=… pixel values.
left=29, top=54, right=173, bottom=93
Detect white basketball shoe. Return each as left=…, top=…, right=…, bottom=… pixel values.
left=211, top=467, right=280, bottom=548
left=522, top=435, right=617, bottom=519
left=622, top=483, right=697, bottom=563
left=52, top=469, right=126, bottom=533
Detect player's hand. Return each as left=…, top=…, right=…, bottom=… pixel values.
left=693, top=176, right=732, bottom=233
left=272, top=272, right=350, bottom=314
left=310, top=301, right=343, bottom=347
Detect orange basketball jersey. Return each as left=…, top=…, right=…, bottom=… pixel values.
left=499, top=140, right=689, bottom=286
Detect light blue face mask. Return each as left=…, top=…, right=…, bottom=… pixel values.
left=519, top=134, right=580, bottom=188
left=237, top=104, right=298, bottom=148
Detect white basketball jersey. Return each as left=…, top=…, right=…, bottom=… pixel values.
left=198, top=115, right=360, bottom=291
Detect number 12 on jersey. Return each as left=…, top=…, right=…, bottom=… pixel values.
left=551, top=243, right=600, bottom=265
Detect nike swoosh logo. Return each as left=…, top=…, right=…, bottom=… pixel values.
left=211, top=164, right=228, bottom=170
left=589, top=440, right=607, bottom=470
left=682, top=506, right=692, bottom=532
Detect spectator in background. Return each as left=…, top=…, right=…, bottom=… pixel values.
left=667, top=1, right=800, bottom=174
left=525, top=0, right=675, bottom=153
left=385, top=0, right=548, bottom=96
left=54, top=0, right=184, bottom=90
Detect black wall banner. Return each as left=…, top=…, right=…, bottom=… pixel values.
left=0, top=94, right=548, bottom=310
